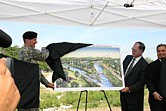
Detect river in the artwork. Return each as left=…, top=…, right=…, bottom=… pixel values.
left=64, top=63, right=113, bottom=87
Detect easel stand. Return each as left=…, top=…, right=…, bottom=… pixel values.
left=76, top=90, right=112, bottom=111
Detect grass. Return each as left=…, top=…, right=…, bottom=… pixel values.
left=40, top=86, right=150, bottom=111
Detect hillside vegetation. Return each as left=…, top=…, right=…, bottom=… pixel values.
left=40, top=87, right=149, bottom=110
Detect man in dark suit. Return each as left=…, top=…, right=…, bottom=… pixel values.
left=120, top=41, right=148, bottom=111
left=146, top=44, right=166, bottom=111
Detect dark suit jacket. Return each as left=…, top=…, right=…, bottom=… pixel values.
left=121, top=55, right=148, bottom=104
left=146, top=59, right=161, bottom=103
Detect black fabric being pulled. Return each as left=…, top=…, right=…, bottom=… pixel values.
left=46, top=42, right=92, bottom=82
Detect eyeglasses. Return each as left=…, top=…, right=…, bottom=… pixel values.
left=131, top=48, right=137, bottom=52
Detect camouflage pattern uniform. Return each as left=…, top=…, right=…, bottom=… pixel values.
left=19, top=46, right=50, bottom=86
left=18, top=46, right=50, bottom=111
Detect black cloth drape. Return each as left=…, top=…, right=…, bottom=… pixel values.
left=13, top=59, right=40, bottom=109
left=14, top=59, right=40, bottom=109
left=159, top=58, right=166, bottom=101
left=46, top=42, right=92, bottom=82
left=13, top=59, right=40, bottom=108
left=0, top=54, right=40, bottom=108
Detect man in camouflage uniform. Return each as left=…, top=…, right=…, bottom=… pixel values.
left=18, top=31, right=54, bottom=111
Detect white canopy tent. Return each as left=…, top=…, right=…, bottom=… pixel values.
left=0, top=0, right=166, bottom=28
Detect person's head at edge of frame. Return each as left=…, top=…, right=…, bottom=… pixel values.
left=23, top=31, right=38, bottom=48
left=156, top=43, right=166, bottom=59
left=131, top=41, right=145, bottom=58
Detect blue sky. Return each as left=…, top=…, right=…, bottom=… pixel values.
left=64, top=46, right=120, bottom=58
left=1, top=21, right=166, bottom=60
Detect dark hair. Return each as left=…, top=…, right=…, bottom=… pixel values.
left=136, top=41, right=145, bottom=52
left=22, top=31, right=37, bottom=42
left=156, top=44, right=166, bottom=51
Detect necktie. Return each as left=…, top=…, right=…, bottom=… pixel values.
left=125, top=58, right=135, bottom=77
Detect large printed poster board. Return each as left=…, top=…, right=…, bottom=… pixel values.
left=55, top=45, right=124, bottom=91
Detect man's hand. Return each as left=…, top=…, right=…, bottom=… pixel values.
left=0, top=58, right=20, bottom=111
left=121, top=87, right=130, bottom=93
left=153, top=91, right=163, bottom=101
left=47, top=82, right=55, bottom=90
